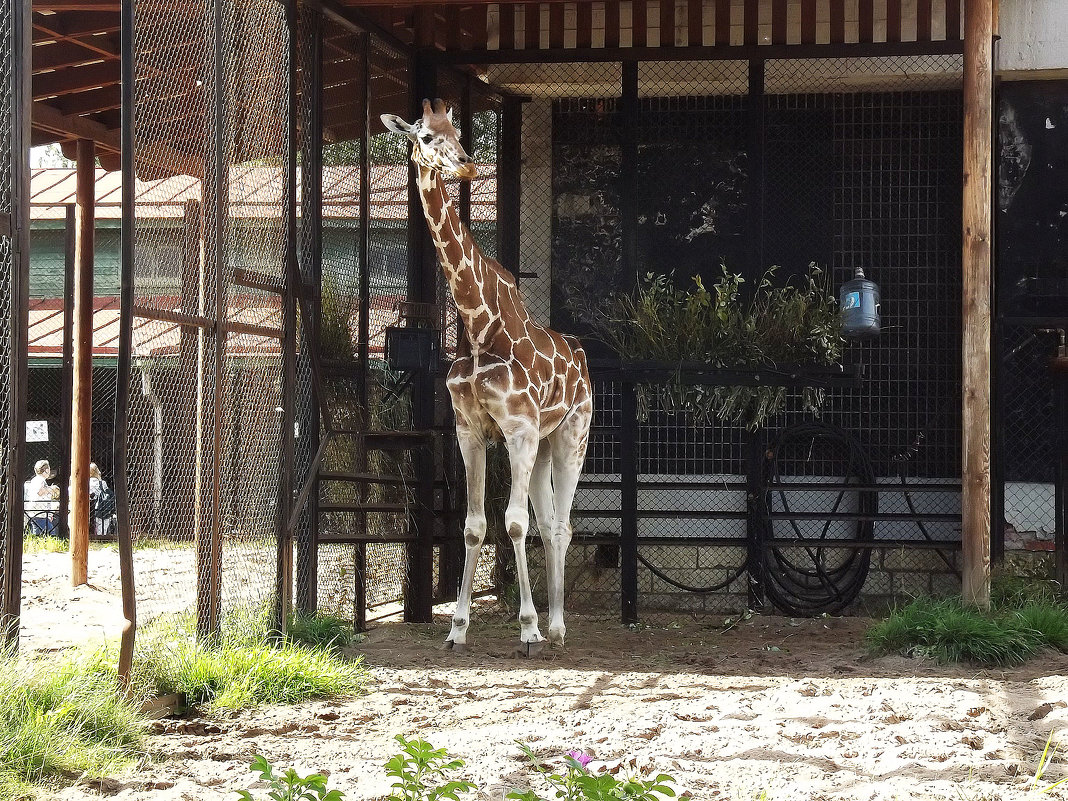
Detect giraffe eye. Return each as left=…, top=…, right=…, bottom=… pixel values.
left=421, top=134, right=433, bottom=144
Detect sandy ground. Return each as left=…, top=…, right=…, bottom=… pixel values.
left=15, top=549, right=1068, bottom=801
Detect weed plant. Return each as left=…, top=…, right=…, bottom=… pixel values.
left=867, top=583, right=1068, bottom=666
left=0, top=649, right=146, bottom=793
left=132, top=608, right=368, bottom=713
left=286, top=610, right=357, bottom=650
left=589, top=265, right=842, bottom=429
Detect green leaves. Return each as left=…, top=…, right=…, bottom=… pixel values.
left=237, top=739, right=681, bottom=801
left=385, top=734, right=476, bottom=801
left=235, top=754, right=345, bottom=801
left=591, top=262, right=844, bottom=430
left=507, top=741, right=678, bottom=801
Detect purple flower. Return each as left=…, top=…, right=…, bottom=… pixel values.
left=566, top=750, right=592, bottom=768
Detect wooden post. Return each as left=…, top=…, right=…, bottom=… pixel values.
left=69, top=138, right=95, bottom=587
left=961, top=0, right=993, bottom=609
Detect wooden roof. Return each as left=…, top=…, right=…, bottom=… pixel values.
left=30, top=0, right=964, bottom=173
left=32, top=2, right=123, bottom=170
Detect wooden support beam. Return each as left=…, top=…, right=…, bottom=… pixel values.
left=33, top=62, right=120, bottom=99
left=961, top=0, right=993, bottom=610
left=69, top=138, right=94, bottom=587
left=32, top=100, right=203, bottom=177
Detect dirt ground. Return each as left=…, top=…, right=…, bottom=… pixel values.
left=16, top=549, right=1068, bottom=801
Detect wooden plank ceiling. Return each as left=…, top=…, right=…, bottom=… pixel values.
left=29, top=0, right=963, bottom=174
left=32, top=1, right=123, bottom=170
left=352, top=0, right=963, bottom=54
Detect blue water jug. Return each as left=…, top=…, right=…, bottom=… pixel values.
left=840, top=266, right=881, bottom=339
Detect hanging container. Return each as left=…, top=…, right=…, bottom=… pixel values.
left=840, top=266, right=881, bottom=339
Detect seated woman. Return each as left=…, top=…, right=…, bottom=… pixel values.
left=24, top=459, right=60, bottom=537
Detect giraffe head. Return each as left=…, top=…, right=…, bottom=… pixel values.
left=381, top=98, right=477, bottom=181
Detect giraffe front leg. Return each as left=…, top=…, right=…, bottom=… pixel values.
left=446, top=425, right=487, bottom=650
left=503, top=424, right=544, bottom=649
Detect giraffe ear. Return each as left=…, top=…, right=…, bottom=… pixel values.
left=380, top=114, right=416, bottom=137
left=446, top=106, right=454, bottom=124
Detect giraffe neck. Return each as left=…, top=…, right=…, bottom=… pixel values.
left=416, top=162, right=526, bottom=349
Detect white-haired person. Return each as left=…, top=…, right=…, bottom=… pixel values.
left=24, top=459, right=60, bottom=537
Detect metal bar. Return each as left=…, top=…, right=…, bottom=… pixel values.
left=578, top=510, right=750, bottom=519
left=619, top=62, right=638, bottom=624
left=114, top=0, right=137, bottom=688
left=296, top=0, right=323, bottom=616
left=764, top=512, right=961, bottom=522
left=459, top=76, right=471, bottom=228
left=765, top=482, right=961, bottom=492
left=620, top=382, right=639, bottom=624
left=274, top=0, right=299, bottom=637
left=319, top=534, right=418, bottom=544
left=58, top=204, right=75, bottom=542
left=745, top=431, right=766, bottom=610
left=428, top=40, right=966, bottom=65
left=764, top=539, right=962, bottom=550
left=1057, top=373, right=1067, bottom=588
left=201, top=0, right=229, bottom=639
left=320, top=502, right=408, bottom=512
left=587, top=360, right=862, bottom=387
left=499, top=96, right=522, bottom=275
left=578, top=480, right=749, bottom=491
left=747, top=59, right=765, bottom=280
left=2, top=0, right=31, bottom=646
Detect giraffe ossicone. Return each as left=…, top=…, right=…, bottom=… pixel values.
left=381, top=98, right=593, bottom=651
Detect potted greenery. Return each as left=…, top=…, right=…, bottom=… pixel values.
left=588, top=263, right=845, bottom=430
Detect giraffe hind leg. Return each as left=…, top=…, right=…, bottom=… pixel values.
left=546, top=401, right=592, bottom=646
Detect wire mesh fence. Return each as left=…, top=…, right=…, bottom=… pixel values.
left=123, top=0, right=291, bottom=644
left=446, top=54, right=967, bottom=621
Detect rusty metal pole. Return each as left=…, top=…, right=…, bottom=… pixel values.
left=69, top=138, right=95, bottom=587
left=961, top=0, right=993, bottom=609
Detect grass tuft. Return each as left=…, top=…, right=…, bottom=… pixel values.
left=0, top=648, right=146, bottom=794
left=132, top=610, right=368, bottom=713
left=867, top=595, right=1068, bottom=666
left=286, top=610, right=357, bottom=650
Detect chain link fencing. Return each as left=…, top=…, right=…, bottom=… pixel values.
left=123, top=0, right=291, bottom=644
left=445, top=54, right=967, bottom=621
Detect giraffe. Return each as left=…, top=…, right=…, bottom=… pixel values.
left=382, top=99, right=593, bottom=654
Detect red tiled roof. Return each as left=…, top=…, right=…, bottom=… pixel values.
left=30, top=166, right=499, bottom=222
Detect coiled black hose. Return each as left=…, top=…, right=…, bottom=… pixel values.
left=760, top=421, right=877, bottom=615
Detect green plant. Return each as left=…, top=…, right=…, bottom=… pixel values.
left=1030, top=732, right=1068, bottom=795
left=590, top=264, right=842, bottom=429
left=235, top=754, right=344, bottom=801
left=131, top=607, right=369, bottom=713
left=286, top=610, right=357, bottom=650
left=384, top=735, right=476, bottom=801
left=865, top=596, right=1068, bottom=666
left=508, top=743, right=676, bottom=801
left=0, top=648, right=146, bottom=793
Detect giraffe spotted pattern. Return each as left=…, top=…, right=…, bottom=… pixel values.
left=382, top=99, right=593, bottom=652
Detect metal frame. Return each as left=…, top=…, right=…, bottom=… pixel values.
left=1, top=0, right=31, bottom=646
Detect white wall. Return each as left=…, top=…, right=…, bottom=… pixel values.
left=998, top=0, right=1068, bottom=74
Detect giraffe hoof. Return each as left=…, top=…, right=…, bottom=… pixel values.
left=442, top=640, right=468, bottom=654
left=511, top=640, right=546, bottom=659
